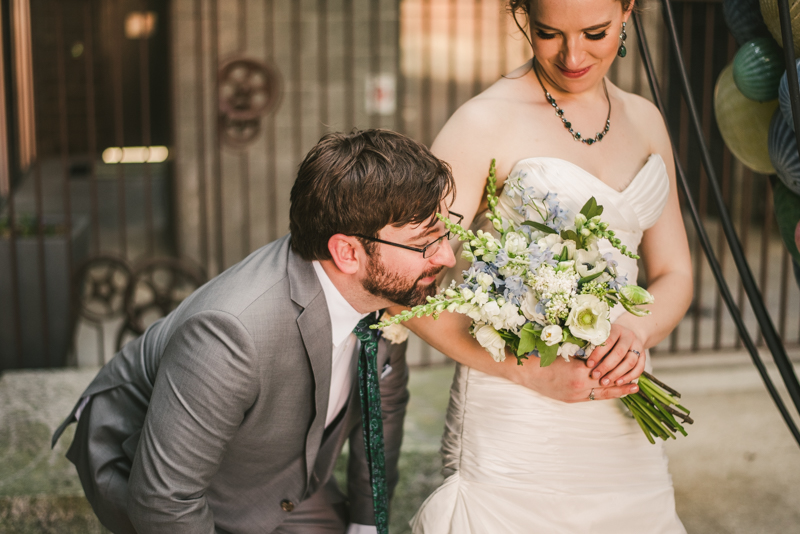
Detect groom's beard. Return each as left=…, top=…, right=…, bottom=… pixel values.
left=361, top=254, right=444, bottom=307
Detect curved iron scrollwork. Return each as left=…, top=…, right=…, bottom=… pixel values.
left=218, top=57, right=281, bottom=148
left=73, top=255, right=133, bottom=322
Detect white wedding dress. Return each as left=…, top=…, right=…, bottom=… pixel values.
left=411, top=154, right=686, bottom=534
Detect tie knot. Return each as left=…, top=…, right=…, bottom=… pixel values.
left=353, top=314, right=379, bottom=343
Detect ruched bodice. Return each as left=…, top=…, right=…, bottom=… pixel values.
left=411, top=155, right=685, bottom=534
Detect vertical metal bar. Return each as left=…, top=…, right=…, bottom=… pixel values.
left=446, top=0, right=457, bottom=116
left=691, top=3, right=715, bottom=351
left=83, top=1, right=100, bottom=255
left=211, top=0, right=224, bottom=272
left=369, top=0, right=379, bottom=127
left=735, top=168, right=753, bottom=349
left=780, top=243, right=790, bottom=340
left=140, top=20, right=154, bottom=257
left=758, top=177, right=773, bottom=344
left=471, top=0, right=482, bottom=96
left=291, top=0, right=302, bottom=161
left=239, top=0, right=250, bottom=256
left=778, top=0, right=800, bottom=143
left=1, top=0, right=23, bottom=367
left=344, top=0, right=355, bottom=129
left=56, top=1, right=73, bottom=367
left=195, top=0, right=209, bottom=268
left=713, top=32, right=737, bottom=350
left=394, top=0, right=405, bottom=133
left=421, top=0, right=432, bottom=144
left=264, top=0, right=277, bottom=241
left=112, top=0, right=127, bottom=258
left=318, top=0, right=329, bottom=135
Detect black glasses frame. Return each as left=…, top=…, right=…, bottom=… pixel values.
left=354, top=212, right=463, bottom=258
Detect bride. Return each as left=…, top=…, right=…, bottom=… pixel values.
left=402, top=0, right=693, bottom=532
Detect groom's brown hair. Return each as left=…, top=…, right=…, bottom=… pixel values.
left=289, top=129, right=455, bottom=261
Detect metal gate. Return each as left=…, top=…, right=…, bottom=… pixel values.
left=0, top=0, right=796, bottom=371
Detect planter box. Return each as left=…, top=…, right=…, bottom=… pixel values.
left=0, top=217, right=90, bottom=370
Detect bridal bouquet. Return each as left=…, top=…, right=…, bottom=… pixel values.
left=375, top=160, right=693, bottom=444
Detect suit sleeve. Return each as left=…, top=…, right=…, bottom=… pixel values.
left=127, top=310, right=260, bottom=533
left=347, top=338, right=410, bottom=525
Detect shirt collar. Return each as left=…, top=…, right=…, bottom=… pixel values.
left=312, top=261, right=369, bottom=347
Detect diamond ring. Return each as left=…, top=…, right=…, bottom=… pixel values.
left=628, top=349, right=641, bottom=356
left=589, top=388, right=596, bottom=401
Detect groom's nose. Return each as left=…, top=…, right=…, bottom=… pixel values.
left=431, top=239, right=457, bottom=269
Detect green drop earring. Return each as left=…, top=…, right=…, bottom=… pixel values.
left=618, top=21, right=627, bottom=58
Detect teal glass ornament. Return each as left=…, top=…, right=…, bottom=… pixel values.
left=723, top=0, right=770, bottom=46
left=768, top=108, right=800, bottom=195
left=732, top=37, right=784, bottom=101
left=772, top=179, right=800, bottom=266
left=778, top=59, right=800, bottom=131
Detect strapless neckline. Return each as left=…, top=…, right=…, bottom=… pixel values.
left=509, top=153, right=665, bottom=195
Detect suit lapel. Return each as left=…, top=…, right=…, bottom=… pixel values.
left=288, top=248, right=333, bottom=486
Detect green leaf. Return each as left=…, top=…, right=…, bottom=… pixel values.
left=594, top=205, right=604, bottom=217
left=518, top=325, right=540, bottom=356
left=522, top=221, right=557, bottom=234
left=537, top=339, right=559, bottom=367
left=579, top=197, right=596, bottom=218
left=560, top=229, right=579, bottom=242
left=578, top=271, right=605, bottom=284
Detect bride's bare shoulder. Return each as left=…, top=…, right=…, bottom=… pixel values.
left=609, top=82, right=672, bottom=157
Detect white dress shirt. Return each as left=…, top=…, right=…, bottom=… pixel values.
left=312, top=261, right=378, bottom=534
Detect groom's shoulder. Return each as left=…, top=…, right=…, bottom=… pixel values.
left=178, top=234, right=312, bottom=321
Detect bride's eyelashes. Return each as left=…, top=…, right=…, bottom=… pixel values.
left=533, top=29, right=609, bottom=41
left=585, top=30, right=608, bottom=41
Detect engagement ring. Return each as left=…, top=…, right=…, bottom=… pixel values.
left=628, top=349, right=641, bottom=356
left=589, top=388, right=596, bottom=401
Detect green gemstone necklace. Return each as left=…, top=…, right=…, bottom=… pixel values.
left=532, top=60, right=611, bottom=146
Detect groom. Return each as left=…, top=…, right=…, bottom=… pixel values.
left=51, top=129, right=457, bottom=534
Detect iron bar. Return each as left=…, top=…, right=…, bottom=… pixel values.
left=421, top=0, right=432, bottom=145
left=637, top=8, right=800, bottom=444
left=344, top=0, right=355, bottom=129
left=195, top=0, right=209, bottom=268
left=446, top=0, right=457, bottom=116
left=239, top=0, right=250, bottom=256
left=369, top=0, right=379, bottom=128
left=264, top=0, right=277, bottom=241
left=471, top=0, right=482, bottom=97
left=112, top=0, right=127, bottom=258
left=140, top=21, right=154, bottom=257
left=211, top=0, right=224, bottom=273
left=83, top=1, right=99, bottom=255
left=56, top=1, right=73, bottom=366
left=318, top=0, right=329, bottom=135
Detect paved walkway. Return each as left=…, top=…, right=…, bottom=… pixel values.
left=1, top=351, right=799, bottom=533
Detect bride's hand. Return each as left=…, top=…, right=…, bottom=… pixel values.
left=585, top=324, right=646, bottom=387
left=511, top=350, right=639, bottom=403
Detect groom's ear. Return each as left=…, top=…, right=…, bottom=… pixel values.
left=327, top=234, right=362, bottom=275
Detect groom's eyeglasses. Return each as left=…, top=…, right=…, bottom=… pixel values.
left=355, top=212, right=463, bottom=259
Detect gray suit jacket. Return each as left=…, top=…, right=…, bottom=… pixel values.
left=53, top=235, right=409, bottom=533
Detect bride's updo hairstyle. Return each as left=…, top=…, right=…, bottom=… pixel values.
left=508, top=0, right=634, bottom=45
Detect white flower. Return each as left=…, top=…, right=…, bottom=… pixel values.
left=472, top=288, right=490, bottom=306
left=557, top=342, right=581, bottom=362
left=566, top=294, right=612, bottom=345
left=521, top=292, right=546, bottom=324
left=466, top=307, right=483, bottom=322
left=379, top=312, right=409, bottom=344
left=537, top=233, right=563, bottom=249
left=540, top=325, right=563, bottom=346
left=481, top=300, right=501, bottom=326
left=504, top=232, right=529, bottom=255
left=474, top=325, right=507, bottom=362
left=575, top=249, right=607, bottom=278
left=498, top=301, right=526, bottom=331
left=476, top=272, right=494, bottom=290
left=461, top=287, right=475, bottom=301
left=562, top=240, right=577, bottom=260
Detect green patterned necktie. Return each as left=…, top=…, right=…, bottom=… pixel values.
left=353, top=315, right=389, bottom=534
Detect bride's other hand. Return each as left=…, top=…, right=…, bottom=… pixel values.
left=585, top=323, right=646, bottom=386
